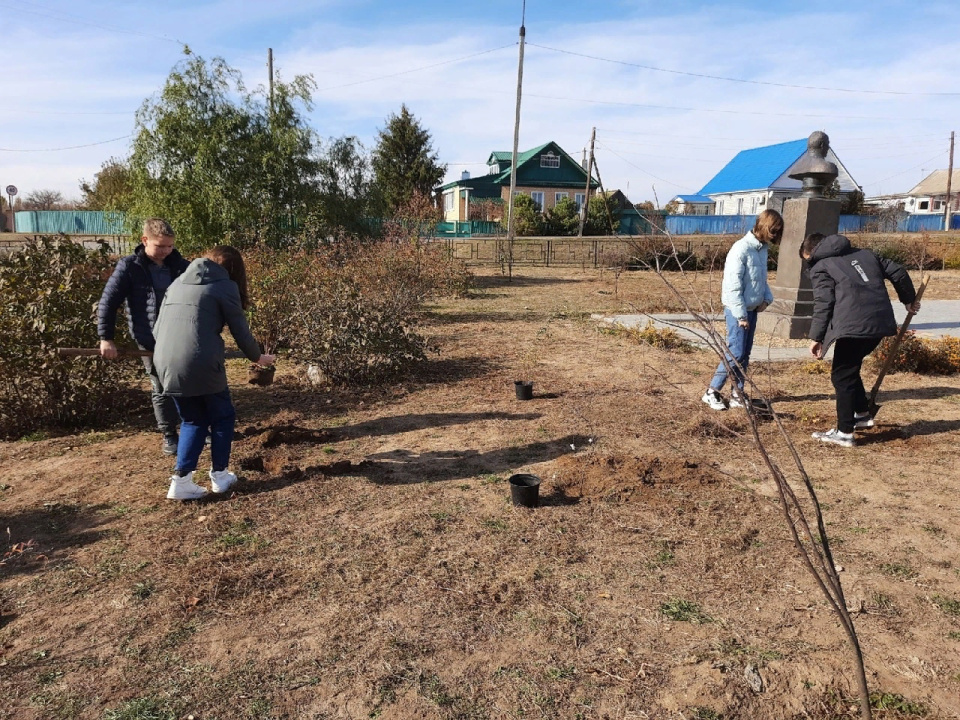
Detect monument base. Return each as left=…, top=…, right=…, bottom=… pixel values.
left=758, top=196, right=840, bottom=340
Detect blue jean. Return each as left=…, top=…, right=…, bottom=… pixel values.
left=709, top=308, right=758, bottom=393
left=172, top=390, right=236, bottom=474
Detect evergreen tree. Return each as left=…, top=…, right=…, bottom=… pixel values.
left=371, top=105, right=446, bottom=215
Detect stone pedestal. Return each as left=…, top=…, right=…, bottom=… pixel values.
left=757, top=197, right=840, bottom=339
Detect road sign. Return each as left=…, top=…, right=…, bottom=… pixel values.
left=5, top=185, right=16, bottom=196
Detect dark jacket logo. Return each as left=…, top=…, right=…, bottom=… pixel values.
left=850, top=260, right=869, bottom=282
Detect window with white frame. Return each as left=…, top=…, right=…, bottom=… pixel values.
left=918, top=200, right=930, bottom=210
left=575, top=193, right=585, bottom=210
left=540, top=152, right=560, bottom=168
left=443, top=193, right=454, bottom=212
left=737, top=198, right=744, bottom=215
left=751, top=196, right=759, bottom=213
left=531, top=191, right=545, bottom=211
left=555, top=192, right=567, bottom=205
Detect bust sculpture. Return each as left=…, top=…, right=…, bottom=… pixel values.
left=789, top=131, right=839, bottom=198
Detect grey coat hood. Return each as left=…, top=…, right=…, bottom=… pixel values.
left=152, top=258, right=262, bottom=397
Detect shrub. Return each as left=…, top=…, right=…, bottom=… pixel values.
left=0, top=238, right=139, bottom=438
left=607, top=321, right=692, bottom=352
left=871, top=334, right=960, bottom=375
left=266, top=239, right=469, bottom=385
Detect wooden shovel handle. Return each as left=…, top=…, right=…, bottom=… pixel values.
left=868, top=273, right=930, bottom=405
left=56, top=348, right=153, bottom=357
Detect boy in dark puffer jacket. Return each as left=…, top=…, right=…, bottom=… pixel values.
left=802, top=233, right=919, bottom=447
left=97, top=218, right=190, bottom=454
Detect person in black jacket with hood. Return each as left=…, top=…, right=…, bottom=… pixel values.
left=802, top=233, right=920, bottom=447
left=97, top=218, right=190, bottom=455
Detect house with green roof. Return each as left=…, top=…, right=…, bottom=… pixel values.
left=437, top=141, right=599, bottom=223
left=696, top=138, right=859, bottom=216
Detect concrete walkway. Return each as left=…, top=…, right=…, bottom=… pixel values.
left=596, top=300, right=960, bottom=362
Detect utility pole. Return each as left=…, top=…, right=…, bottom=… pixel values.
left=577, top=127, right=596, bottom=237
left=504, top=1, right=526, bottom=278
left=268, top=48, right=275, bottom=116
left=945, top=130, right=955, bottom=231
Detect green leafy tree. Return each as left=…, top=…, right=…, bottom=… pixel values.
left=371, top=104, right=446, bottom=215
left=312, top=136, right=378, bottom=237
left=583, top=194, right=621, bottom=235
left=544, top=196, right=580, bottom=235
left=129, top=49, right=320, bottom=251
left=503, top=193, right=543, bottom=236
left=79, top=157, right=134, bottom=211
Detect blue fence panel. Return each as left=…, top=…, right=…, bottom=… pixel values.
left=952, top=215, right=960, bottom=231
left=665, top=215, right=756, bottom=236
left=14, top=210, right=128, bottom=235
left=900, top=215, right=944, bottom=232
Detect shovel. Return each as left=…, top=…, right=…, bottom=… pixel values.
left=867, top=273, right=930, bottom=418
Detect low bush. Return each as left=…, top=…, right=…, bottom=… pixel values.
left=0, top=238, right=139, bottom=439
left=246, top=238, right=470, bottom=386
left=871, top=334, right=960, bottom=375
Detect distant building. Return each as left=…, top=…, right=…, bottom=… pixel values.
left=671, top=194, right=715, bottom=215
left=899, top=169, right=960, bottom=215
left=437, top=141, right=598, bottom=223
left=699, top=138, right=859, bottom=215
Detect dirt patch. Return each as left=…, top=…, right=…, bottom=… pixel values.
left=554, top=452, right=718, bottom=504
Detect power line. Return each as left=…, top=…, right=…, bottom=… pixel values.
left=315, top=43, right=515, bottom=92
left=0, top=134, right=132, bottom=153
left=1, top=0, right=183, bottom=44
left=524, top=91, right=935, bottom=122
left=595, top=142, right=695, bottom=191
left=861, top=151, right=949, bottom=188
left=528, top=42, right=960, bottom=97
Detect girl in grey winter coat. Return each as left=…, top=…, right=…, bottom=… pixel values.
left=153, top=246, right=275, bottom=500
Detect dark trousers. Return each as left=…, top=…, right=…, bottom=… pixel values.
left=142, top=357, right=180, bottom=439
left=831, top=337, right=882, bottom=433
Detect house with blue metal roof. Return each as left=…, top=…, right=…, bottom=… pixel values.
left=697, top=138, right=858, bottom=215
left=671, top=194, right=715, bottom=215
left=437, top=141, right=598, bottom=223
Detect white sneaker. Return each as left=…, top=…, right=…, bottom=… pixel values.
left=701, top=388, right=727, bottom=411
left=209, top=469, right=237, bottom=494
left=166, top=472, right=209, bottom=500
left=854, top=412, right=875, bottom=429
left=728, top=391, right=747, bottom=409
left=812, top=428, right=855, bottom=448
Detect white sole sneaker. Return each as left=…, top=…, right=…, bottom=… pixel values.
left=166, top=472, right=209, bottom=500
left=701, top=390, right=727, bottom=411
left=812, top=429, right=855, bottom=448
left=854, top=413, right=875, bottom=429
left=209, top=470, right=237, bottom=494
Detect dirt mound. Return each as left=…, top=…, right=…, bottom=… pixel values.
left=554, top=451, right=717, bottom=503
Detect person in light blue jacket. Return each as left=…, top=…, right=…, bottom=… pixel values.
left=701, top=209, right=783, bottom=410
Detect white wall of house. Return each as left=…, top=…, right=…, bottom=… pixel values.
left=676, top=201, right=714, bottom=215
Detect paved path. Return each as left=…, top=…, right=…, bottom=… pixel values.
left=597, top=300, right=960, bottom=362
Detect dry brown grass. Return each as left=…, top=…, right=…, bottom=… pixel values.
left=1, top=266, right=958, bottom=719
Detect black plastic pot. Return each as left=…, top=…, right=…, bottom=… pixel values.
left=514, top=380, right=533, bottom=400
left=248, top=364, right=276, bottom=386
left=509, top=473, right=541, bottom=508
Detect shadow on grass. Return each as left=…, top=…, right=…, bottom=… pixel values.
left=472, top=274, right=581, bottom=290
left=776, top=385, right=960, bottom=404
left=0, top=503, right=113, bottom=580
left=337, top=411, right=543, bottom=440
left=858, top=418, right=960, bottom=445
left=356, top=434, right=592, bottom=486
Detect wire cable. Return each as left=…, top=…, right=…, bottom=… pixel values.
left=0, top=134, right=132, bottom=153
left=528, top=42, right=960, bottom=97
left=315, top=43, right=515, bottom=92
left=861, top=151, right=949, bottom=188
left=595, top=142, right=695, bottom=191
left=1, top=0, right=183, bottom=44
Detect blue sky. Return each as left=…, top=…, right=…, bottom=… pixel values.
left=2, top=0, right=959, bottom=205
